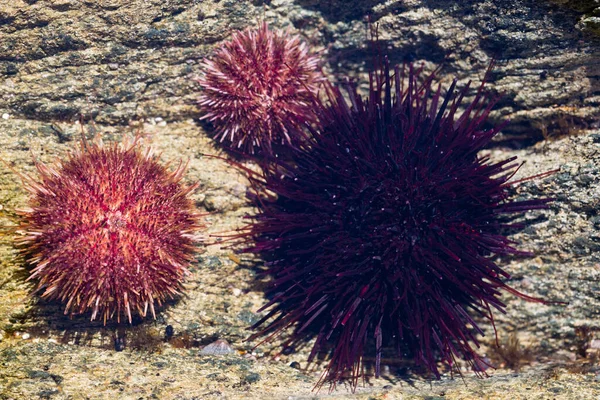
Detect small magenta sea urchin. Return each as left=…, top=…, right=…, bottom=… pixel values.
left=19, top=137, right=203, bottom=324
left=242, top=60, right=551, bottom=387
left=197, top=22, right=324, bottom=156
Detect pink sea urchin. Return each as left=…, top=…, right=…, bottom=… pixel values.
left=197, top=22, right=324, bottom=156
left=19, top=137, right=203, bottom=324
left=242, top=61, right=552, bottom=388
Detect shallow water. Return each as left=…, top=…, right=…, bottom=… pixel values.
left=0, top=1, right=599, bottom=399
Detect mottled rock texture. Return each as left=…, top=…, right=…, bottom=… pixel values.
left=0, top=0, right=599, bottom=399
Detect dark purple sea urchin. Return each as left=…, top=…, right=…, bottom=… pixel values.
left=197, top=22, right=324, bottom=156
left=242, top=61, right=551, bottom=387
left=19, top=138, right=203, bottom=324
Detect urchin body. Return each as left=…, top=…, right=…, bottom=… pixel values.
left=244, top=62, right=550, bottom=386
left=197, top=22, right=323, bottom=155
left=20, top=139, right=202, bottom=323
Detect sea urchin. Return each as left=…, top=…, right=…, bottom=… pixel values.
left=197, top=22, right=324, bottom=156
left=242, top=61, right=551, bottom=387
left=19, top=137, right=203, bottom=324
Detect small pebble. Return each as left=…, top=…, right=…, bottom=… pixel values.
left=243, top=372, right=260, bottom=384
left=2, top=113, right=9, bottom=120
left=114, top=336, right=126, bottom=352
left=164, top=325, right=174, bottom=341
left=472, top=356, right=493, bottom=372
left=199, top=339, right=234, bottom=355
left=289, top=361, right=301, bottom=369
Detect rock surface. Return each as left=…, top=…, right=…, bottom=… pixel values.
left=0, top=0, right=599, bottom=399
